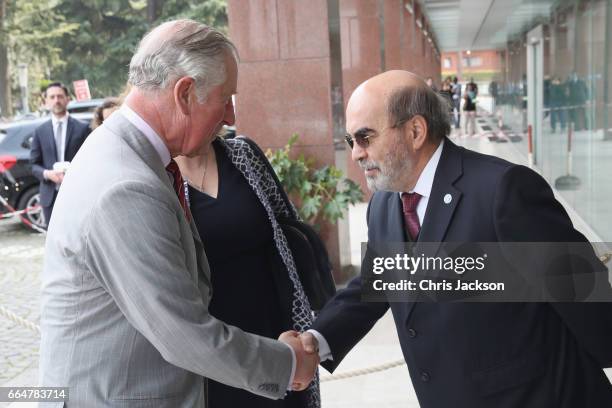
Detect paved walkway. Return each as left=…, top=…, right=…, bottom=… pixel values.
left=0, top=219, right=42, bottom=408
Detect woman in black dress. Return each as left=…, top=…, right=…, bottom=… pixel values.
left=176, top=137, right=319, bottom=408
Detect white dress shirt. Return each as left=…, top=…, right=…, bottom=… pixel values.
left=118, top=104, right=297, bottom=390
left=310, top=139, right=445, bottom=362
left=51, top=114, right=69, bottom=162
left=400, top=138, right=444, bottom=225
left=119, top=105, right=171, bottom=167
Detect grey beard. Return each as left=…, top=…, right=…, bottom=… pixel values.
left=366, top=172, right=395, bottom=192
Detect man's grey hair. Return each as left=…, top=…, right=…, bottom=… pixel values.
left=128, top=19, right=238, bottom=102
left=386, top=84, right=451, bottom=143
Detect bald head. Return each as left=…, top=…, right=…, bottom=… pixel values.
left=348, top=71, right=425, bottom=113
left=347, top=70, right=450, bottom=144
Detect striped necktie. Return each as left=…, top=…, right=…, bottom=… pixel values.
left=166, top=159, right=191, bottom=222
left=401, top=192, right=421, bottom=241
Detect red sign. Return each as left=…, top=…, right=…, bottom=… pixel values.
left=73, top=80, right=91, bottom=102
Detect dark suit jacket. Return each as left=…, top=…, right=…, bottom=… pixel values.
left=30, top=116, right=90, bottom=207
left=312, top=139, right=612, bottom=408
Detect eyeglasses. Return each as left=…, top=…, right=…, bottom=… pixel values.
left=345, top=132, right=377, bottom=149
left=345, top=119, right=411, bottom=150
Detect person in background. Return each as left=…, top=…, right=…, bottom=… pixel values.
left=451, top=76, right=462, bottom=130
left=463, top=82, right=477, bottom=136
left=550, top=76, right=567, bottom=133
left=488, top=79, right=499, bottom=114
left=567, top=72, right=589, bottom=131
left=91, top=97, right=121, bottom=129
left=30, top=82, right=90, bottom=227
left=439, top=77, right=454, bottom=126
left=467, top=77, right=479, bottom=98
left=543, top=75, right=551, bottom=120
left=425, top=76, right=437, bottom=91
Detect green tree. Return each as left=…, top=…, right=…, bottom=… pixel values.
left=0, top=0, right=10, bottom=117
left=159, top=0, right=228, bottom=31
left=0, top=0, right=77, bottom=117
left=52, top=0, right=149, bottom=98
left=0, top=0, right=229, bottom=114
left=52, top=0, right=228, bottom=99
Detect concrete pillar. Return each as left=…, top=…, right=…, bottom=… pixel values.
left=227, top=0, right=342, bottom=277
left=227, top=0, right=442, bottom=277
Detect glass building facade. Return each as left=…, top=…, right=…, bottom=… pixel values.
left=496, top=0, right=612, bottom=241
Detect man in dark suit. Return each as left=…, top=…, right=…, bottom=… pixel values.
left=30, top=82, right=90, bottom=227
left=301, top=70, right=612, bottom=407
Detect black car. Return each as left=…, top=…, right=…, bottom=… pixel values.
left=0, top=113, right=93, bottom=231
left=67, top=98, right=105, bottom=114
left=0, top=118, right=47, bottom=229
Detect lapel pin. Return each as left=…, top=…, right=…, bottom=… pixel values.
left=444, top=193, right=452, bottom=204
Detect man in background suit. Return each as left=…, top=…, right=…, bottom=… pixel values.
left=451, top=76, right=461, bottom=129
left=301, top=70, right=612, bottom=407
left=38, top=20, right=317, bottom=407
left=30, top=82, right=90, bottom=227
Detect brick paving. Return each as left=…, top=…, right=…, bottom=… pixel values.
left=0, top=218, right=43, bottom=397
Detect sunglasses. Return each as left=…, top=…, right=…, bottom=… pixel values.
left=345, top=131, right=377, bottom=149
left=345, top=119, right=412, bottom=149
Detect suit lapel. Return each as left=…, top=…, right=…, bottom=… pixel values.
left=103, top=113, right=207, bottom=281
left=390, top=194, right=410, bottom=242
left=64, top=117, right=75, bottom=159
left=45, top=121, right=59, bottom=162
left=416, top=140, right=463, bottom=253
left=405, top=140, right=463, bottom=319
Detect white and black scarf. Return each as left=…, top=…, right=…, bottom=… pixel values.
left=219, top=137, right=320, bottom=408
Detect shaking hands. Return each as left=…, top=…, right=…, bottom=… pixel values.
left=278, top=330, right=320, bottom=391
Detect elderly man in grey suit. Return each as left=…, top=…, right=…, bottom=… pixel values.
left=38, top=19, right=318, bottom=407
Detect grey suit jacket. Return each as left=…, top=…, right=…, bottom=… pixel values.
left=38, top=112, right=293, bottom=407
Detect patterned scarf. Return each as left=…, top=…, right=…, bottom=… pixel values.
left=219, top=137, right=321, bottom=408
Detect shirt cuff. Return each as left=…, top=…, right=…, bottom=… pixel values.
left=281, top=342, right=296, bottom=391
left=307, top=329, right=333, bottom=362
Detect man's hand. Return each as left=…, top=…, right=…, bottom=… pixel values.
left=298, top=331, right=319, bottom=354
left=278, top=330, right=319, bottom=391
left=44, top=169, right=64, bottom=185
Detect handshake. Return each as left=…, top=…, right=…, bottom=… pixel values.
left=278, top=330, right=320, bottom=391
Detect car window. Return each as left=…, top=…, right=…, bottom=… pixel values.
left=22, top=135, right=33, bottom=149
left=0, top=129, right=6, bottom=145
left=5, top=125, right=38, bottom=150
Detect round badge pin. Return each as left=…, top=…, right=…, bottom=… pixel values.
left=444, top=193, right=452, bottom=204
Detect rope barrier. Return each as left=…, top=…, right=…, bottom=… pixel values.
left=0, top=194, right=46, bottom=234
left=0, top=205, right=41, bottom=220
left=320, top=359, right=406, bottom=382
left=0, top=305, right=40, bottom=334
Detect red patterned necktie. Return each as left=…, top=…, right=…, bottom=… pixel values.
left=401, top=192, right=421, bottom=241
left=166, top=159, right=191, bottom=222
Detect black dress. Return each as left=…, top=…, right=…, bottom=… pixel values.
left=188, top=140, right=303, bottom=408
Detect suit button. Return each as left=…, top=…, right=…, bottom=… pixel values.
left=421, top=371, right=430, bottom=382
left=407, top=328, right=417, bottom=338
